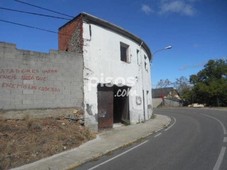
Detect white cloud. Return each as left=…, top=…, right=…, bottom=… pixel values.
left=141, top=4, right=153, bottom=15
left=179, top=62, right=205, bottom=71
left=159, top=0, right=196, bottom=16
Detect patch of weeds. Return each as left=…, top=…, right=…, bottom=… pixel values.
left=0, top=116, right=96, bottom=169
left=150, top=114, right=156, bottom=119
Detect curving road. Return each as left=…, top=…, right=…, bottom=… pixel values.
left=77, top=108, right=227, bottom=170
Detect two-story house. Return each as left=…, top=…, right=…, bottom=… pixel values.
left=58, top=13, right=153, bottom=131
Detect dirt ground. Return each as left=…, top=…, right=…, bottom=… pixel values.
left=0, top=115, right=96, bottom=170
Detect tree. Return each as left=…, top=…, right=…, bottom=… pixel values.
left=174, top=76, right=191, bottom=94
left=174, top=76, right=193, bottom=105
left=156, top=79, right=172, bottom=88
left=189, top=59, right=227, bottom=106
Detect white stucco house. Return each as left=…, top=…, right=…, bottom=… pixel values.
left=59, top=12, right=153, bottom=131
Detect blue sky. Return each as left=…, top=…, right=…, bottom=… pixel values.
left=0, top=0, right=227, bottom=87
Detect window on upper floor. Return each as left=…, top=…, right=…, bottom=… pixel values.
left=137, top=49, right=140, bottom=65
left=144, top=55, right=148, bottom=71
left=120, top=42, right=130, bottom=63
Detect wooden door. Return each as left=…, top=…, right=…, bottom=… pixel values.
left=98, top=86, right=113, bottom=129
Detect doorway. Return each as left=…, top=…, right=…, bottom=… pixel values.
left=97, top=84, right=130, bottom=130
left=113, top=86, right=130, bottom=124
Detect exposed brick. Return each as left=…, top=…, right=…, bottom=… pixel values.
left=58, top=15, right=83, bottom=54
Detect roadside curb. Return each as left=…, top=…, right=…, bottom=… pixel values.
left=67, top=115, right=172, bottom=170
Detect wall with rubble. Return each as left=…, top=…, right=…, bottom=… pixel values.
left=0, top=42, right=83, bottom=110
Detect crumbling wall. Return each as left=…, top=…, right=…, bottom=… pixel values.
left=0, top=42, right=83, bottom=110
left=58, top=15, right=83, bottom=53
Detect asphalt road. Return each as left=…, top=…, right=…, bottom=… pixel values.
left=77, top=108, right=227, bottom=170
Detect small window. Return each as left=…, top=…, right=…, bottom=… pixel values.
left=120, top=42, right=130, bottom=63
left=144, top=55, right=148, bottom=71
left=137, top=49, right=140, bottom=65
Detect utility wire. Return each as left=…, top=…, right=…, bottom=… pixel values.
left=0, top=6, right=71, bottom=20
left=0, top=19, right=58, bottom=34
left=14, top=0, right=74, bottom=18
left=0, top=19, right=71, bottom=37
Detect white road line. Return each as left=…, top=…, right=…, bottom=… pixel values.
left=202, top=114, right=227, bottom=135
left=165, top=117, right=176, bottom=131
left=224, top=137, right=227, bottom=143
left=155, top=129, right=161, bottom=133
left=213, top=147, right=226, bottom=170
left=202, top=114, right=227, bottom=170
left=88, top=140, right=148, bottom=170
left=154, top=133, right=162, bottom=138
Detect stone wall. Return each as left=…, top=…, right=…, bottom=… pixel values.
left=0, top=42, right=83, bottom=110
left=58, top=15, right=83, bottom=53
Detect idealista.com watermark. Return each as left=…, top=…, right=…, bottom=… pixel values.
left=87, top=74, right=139, bottom=97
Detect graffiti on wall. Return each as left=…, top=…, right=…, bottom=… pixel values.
left=0, top=68, right=60, bottom=93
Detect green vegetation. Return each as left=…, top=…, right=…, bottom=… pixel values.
left=189, top=59, right=227, bottom=106
left=156, top=58, right=227, bottom=107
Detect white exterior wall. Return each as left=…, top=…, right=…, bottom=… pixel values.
left=82, top=22, right=152, bottom=130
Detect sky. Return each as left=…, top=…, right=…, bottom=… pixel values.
left=0, top=0, right=227, bottom=87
